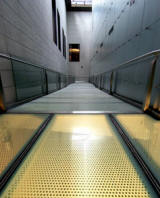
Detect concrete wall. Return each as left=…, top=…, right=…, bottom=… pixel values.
left=0, top=0, right=68, bottom=105
left=67, top=11, right=92, bottom=81
left=91, top=0, right=160, bottom=75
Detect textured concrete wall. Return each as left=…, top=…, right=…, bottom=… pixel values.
left=91, top=0, right=160, bottom=75
left=0, top=0, right=68, bottom=105
left=67, top=11, right=92, bottom=81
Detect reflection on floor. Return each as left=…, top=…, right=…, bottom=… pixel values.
left=115, top=114, right=160, bottom=183
left=1, top=115, right=156, bottom=198
left=1, top=82, right=160, bottom=197
left=0, top=114, right=47, bottom=177
left=8, top=83, right=142, bottom=113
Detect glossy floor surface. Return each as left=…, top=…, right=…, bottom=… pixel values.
left=1, top=83, right=160, bottom=198
left=8, top=83, right=142, bottom=114
left=0, top=114, right=48, bottom=177
left=1, top=115, right=157, bottom=198
left=115, top=114, right=160, bottom=184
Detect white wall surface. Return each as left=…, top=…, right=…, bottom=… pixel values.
left=91, top=0, right=160, bottom=75
left=0, top=0, right=68, bottom=105
left=67, top=11, right=92, bottom=81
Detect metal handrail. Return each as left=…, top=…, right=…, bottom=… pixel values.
left=0, top=52, right=68, bottom=75
left=94, top=50, right=160, bottom=76
left=113, top=49, right=160, bottom=71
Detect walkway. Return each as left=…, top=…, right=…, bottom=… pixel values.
left=1, top=82, right=160, bottom=198
left=8, top=82, right=141, bottom=113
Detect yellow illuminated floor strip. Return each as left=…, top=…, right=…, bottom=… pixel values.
left=1, top=115, right=157, bottom=198
left=0, top=114, right=47, bottom=176
left=115, top=114, right=160, bottom=184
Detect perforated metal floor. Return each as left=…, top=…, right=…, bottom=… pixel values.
left=115, top=114, right=160, bottom=184
left=0, top=114, right=47, bottom=177
left=1, top=115, right=156, bottom=198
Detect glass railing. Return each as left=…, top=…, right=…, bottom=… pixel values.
left=46, top=70, right=59, bottom=94
left=12, top=60, right=46, bottom=101
left=89, top=50, right=160, bottom=118
left=0, top=53, right=75, bottom=110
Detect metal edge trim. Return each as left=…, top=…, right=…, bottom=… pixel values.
left=6, top=94, right=44, bottom=111
left=112, top=92, right=142, bottom=108
left=5, top=111, right=143, bottom=115
left=101, top=88, right=143, bottom=109
left=0, top=114, right=53, bottom=194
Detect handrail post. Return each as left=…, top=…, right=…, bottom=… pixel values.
left=110, top=71, right=114, bottom=95
left=0, top=74, right=6, bottom=112
left=143, top=57, right=158, bottom=112
left=59, top=74, right=61, bottom=90
left=44, top=70, right=48, bottom=95
left=98, top=75, right=100, bottom=88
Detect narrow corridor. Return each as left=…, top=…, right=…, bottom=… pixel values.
left=8, top=82, right=141, bottom=114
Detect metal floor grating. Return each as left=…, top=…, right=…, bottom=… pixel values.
left=1, top=115, right=156, bottom=198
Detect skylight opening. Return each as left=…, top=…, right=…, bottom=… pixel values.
left=71, top=0, right=92, bottom=7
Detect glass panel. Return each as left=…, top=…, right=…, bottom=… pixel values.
left=60, top=75, right=66, bottom=88
left=1, top=115, right=156, bottom=197
left=0, top=114, right=48, bottom=177
left=102, top=72, right=111, bottom=91
left=46, top=71, right=59, bottom=93
left=12, top=60, right=45, bottom=101
left=68, top=76, right=75, bottom=84
left=115, top=114, right=160, bottom=183
left=114, top=57, right=154, bottom=103
left=98, top=56, right=156, bottom=104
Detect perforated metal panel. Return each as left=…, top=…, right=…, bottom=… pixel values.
left=115, top=114, right=160, bottom=184
left=1, top=115, right=155, bottom=198
left=0, top=114, right=47, bottom=176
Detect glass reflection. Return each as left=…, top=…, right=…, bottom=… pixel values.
left=50, top=114, right=113, bottom=137
left=115, top=114, right=160, bottom=182
left=1, top=114, right=156, bottom=198
left=0, top=114, right=47, bottom=176
left=50, top=114, right=114, bottom=154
